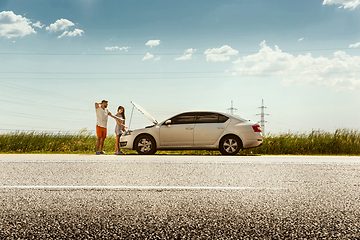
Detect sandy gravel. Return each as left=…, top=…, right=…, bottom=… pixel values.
left=0, top=155, right=359, bottom=238
left=0, top=186, right=359, bottom=239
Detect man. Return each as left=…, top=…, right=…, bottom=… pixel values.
left=95, top=100, right=120, bottom=155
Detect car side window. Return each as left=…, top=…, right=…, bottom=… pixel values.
left=196, top=112, right=218, bottom=123
left=169, top=112, right=197, bottom=124
left=196, top=112, right=229, bottom=123
left=218, top=114, right=229, bottom=123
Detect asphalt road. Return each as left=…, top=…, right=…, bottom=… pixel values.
left=0, top=154, right=359, bottom=239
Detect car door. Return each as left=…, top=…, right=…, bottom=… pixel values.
left=159, top=112, right=196, bottom=146
left=193, top=112, right=230, bottom=146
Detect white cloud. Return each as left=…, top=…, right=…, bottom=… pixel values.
left=142, top=53, right=154, bottom=61
left=232, top=41, right=360, bottom=91
left=0, top=11, right=36, bottom=38
left=105, top=46, right=130, bottom=51
left=46, top=18, right=84, bottom=38
left=145, top=39, right=160, bottom=48
left=105, top=46, right=119, bottom=51
left=349, top=42, right=360, bottom=48
left=119, top=47, right=130, bottom=51
left=175, top=48, right=197, bottom=60
left=323, top=0, right=360, bottom=10
left=46, top=18, right=74, bottom=32
left=204, top=45, right=239, bottom=62
left=57, top=28, right=84, bottom=38
left=176, top=54, right=192, bottom=61
left=32, top=21, right=44, bottom=29
left=298, top=37, right=304, bottom=41
left=142, top=53, right=160, bottom=61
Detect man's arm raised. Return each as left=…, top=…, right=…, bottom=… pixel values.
left=95, top=102, right=100, bottom=109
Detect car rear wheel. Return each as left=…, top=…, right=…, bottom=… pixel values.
left=219, top=135, right=242, bottom=155
left=134, top=135, right=157, bottom=155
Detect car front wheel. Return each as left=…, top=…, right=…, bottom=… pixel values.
left=219, top=135, right=242, bottom=155
left=134, top=135, right=157, bottom=155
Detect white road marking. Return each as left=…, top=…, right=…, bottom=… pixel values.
left=1, top=160, right=359, bottom=165
left=0, top=186, right=287, bottom=190
left=0, top=155, right=359, bottom=164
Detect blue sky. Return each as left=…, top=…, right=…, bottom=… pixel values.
left=1, top=0, right=360, bottom=134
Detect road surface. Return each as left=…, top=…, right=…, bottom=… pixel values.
left=0, top=154, right=359, bottom=238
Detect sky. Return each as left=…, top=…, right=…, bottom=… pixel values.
left=1, top=0, right=360, bottom=135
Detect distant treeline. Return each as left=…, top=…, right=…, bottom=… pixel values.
left=0, top=128, right=359, bottom=155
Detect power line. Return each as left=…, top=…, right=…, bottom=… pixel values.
left=266, top=108, right=337, bottom=130
left=0, top=96, right=93, bottom=116
left=0, top=123, right=65, bottom=130
left=0, top=81, right=89, bottom=103
left=2, top=67, right=360, bottom=75
left=0, top=47, right=358, bottom=56
left=0, top=71, right=226, bottom=74
left=0, top=127, right=95, bottom=133
left=1, top=70, right=359, bottom=80
left=0, top=109, right=84, bottom=124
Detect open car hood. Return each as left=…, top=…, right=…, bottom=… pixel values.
left=131, top=101, right=158, bottom=125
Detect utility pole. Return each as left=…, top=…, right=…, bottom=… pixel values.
left=227, top=101, right=237, bottom=115
left=256, top=99, right=269, bottom=135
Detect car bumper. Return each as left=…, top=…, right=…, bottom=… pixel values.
left=238, top=130, right=263, bottom=149
left=120, top=135, right=134, bottom=149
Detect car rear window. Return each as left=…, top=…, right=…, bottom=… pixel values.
left=218, top=114, right=229, bottom=123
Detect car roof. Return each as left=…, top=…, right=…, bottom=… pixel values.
left=166, top=110, right=248, bottom=121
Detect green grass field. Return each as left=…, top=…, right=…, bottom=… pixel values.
left=0, top=128, right=359, bottom=155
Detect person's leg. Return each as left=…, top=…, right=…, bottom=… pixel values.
left=100, top=138, right=105, bottom=152
left=96, top=125, right=101, bottom=154
left=96, top=125, right=102, bottom=153
left=96, top=137, right=101, bottom=152
left=115, top=135, right=120, bottom=153
left=96, top=126, right=107, bottom=154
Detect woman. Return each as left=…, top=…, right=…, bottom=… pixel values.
left=114, top=106, right=126, bottom=155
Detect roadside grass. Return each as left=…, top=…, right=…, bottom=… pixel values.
left=242, top=128, right=360, bottom=156
left=0, top=128, right=359, bottom=155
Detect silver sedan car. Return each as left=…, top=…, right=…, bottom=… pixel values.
left=120, top=102, right=263, bottom=155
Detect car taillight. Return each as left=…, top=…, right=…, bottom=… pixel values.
left=252, top=124, right=262, bottom=132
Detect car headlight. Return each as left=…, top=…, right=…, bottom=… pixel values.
left=123, top=131, right=132, bottom=136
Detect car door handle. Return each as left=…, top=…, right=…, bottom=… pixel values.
left=186, top=127, right=193, bottom=130
left=217, top=127, right=225, bottom=129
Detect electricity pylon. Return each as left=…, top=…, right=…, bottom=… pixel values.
left=256, top=99, right=269, bottom=135
left=227, top=101, right=237, bottom=115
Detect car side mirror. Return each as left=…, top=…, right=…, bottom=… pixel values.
left=165, top=120, right=172, bottom=125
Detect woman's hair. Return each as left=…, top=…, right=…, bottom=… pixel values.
left=117, top=106, right=125, bottom=119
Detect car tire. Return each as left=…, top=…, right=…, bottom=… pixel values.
left=219, top=135, right=242, bottom=155
left=134, top=135, right=157, bottom=155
